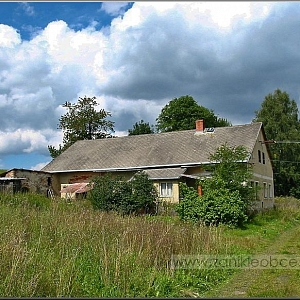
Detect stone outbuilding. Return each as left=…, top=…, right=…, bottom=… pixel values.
left=0, top=168, right=53, bottom=197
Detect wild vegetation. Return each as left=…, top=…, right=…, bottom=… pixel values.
left=0, top=191, right=299, bottom=297
left=89, top=172, right=157, bottom=215
left=176, top=144, right=255, bottom=227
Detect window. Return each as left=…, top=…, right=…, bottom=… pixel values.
left=262, top=152, right=266, bottom=164
left=255, top=181, right=259, bottom=200
left=258, top=150, right=262, bottom=163
left=263, top=182, right=267, bottom=198
left=160, top=182, right=173, bottom=197
left=269, top=183, right=272, bottom=198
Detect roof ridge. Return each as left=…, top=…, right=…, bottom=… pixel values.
left=75, top=123, right=261, bottom=143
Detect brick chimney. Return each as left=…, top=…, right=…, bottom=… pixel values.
left=195, top=119, right=205, bottom=132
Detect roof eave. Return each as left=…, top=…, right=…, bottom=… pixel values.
left=44, top=159, right=251, bottom=174
left=44, top=161, right=214, bottom=174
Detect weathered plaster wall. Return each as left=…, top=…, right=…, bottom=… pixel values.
left=15, top=169, right=51, bottom=195
left=3, top=169, right=52, bottom=196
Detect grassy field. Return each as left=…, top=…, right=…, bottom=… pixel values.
left=0, top=192, right=300, bottom=297
left=204, top=197, right=300, bottom=298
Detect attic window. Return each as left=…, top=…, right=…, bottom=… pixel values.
left=258, top=150, right=262, bottom=163
left=204, top=127, right=215, bottom=133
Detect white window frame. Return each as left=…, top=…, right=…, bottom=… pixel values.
left=263, top=182, right=267, bottom=198
left=160, top=182, right=173, bottom=197
left=268, top=183, right=272, bottom=198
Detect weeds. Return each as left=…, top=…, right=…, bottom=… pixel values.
left=0, top=193, right=299, bottom=297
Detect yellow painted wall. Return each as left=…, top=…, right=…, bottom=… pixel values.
left=249, top=129, right=274, bottom=209
left=153, top=180, right=180, bottom=203
left=52, top=171, right=136, bottom=197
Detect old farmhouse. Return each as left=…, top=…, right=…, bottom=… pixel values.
left=41, top=120, right=274, bottom=209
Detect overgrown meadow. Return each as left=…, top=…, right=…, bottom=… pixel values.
left=0, top=192, right=299, bottom=297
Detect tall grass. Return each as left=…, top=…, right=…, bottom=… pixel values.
left=0, top=192, right=230, bottom=297
left=0, top=193, right=299, bottom=297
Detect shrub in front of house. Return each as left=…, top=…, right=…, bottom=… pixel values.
left=176, top=180, right=248, bottom=227
left=88, top=172, right=158, bottom=215
left=176, top=143, right=254, bottom=227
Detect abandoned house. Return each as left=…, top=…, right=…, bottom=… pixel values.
left=41, top=120, right=274, bottom=209
left=0, top=168, right=53, bottom=196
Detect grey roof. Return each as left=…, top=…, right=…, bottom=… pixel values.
left=144, top=167, right=187, bottom=180
left=42, top=122, right=263, bottom=173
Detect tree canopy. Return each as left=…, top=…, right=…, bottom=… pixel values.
left=156, top=95, right=231, bottom=133
left=48, top=96, right=114, bottom=158
left=128, top=120, right=154, bottom=135
left=253, top=89, right=300, bottom=197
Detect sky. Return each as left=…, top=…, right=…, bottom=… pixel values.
left=1, top=1, right=300, bottom=171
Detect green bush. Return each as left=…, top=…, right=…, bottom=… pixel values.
left=130, top=171, right=158, bottom=214
left=176, top=143, right=254, bottom=227
left=176, top=183, right=201, bottom=223
left=88, top=172, right=158, bottom=215
left=88, top=173, right=121, bottom=212
left=176, top=181, right=248, bottom=227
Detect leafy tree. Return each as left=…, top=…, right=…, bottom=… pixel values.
left=253, top=89, right=300, bottom=197
left=176, top=144, right=254, bottom=227
left=207, top=143, right=254, bottom=207
left=48, top=96, right=114, bottom=158
left=128, top=120, right=155, bottom=135
left=156, top=95, right=231, bottom=132
left=88, top=172, right=158, bottom=215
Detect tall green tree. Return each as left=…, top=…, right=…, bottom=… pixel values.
left=128, top=120, right=155, bottom=135
left=207, top=143, right=254, bottom=207
left=253, top=89, right=300, bottom=197
left=48, top=96, right=114, bottom=158
left=156, top=95, right=231, bottom=132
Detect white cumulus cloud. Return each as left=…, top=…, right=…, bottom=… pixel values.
left=100, top=2, right=131, bottom=17
left=0, top=24, right=21, bottom=48
left=2, top=1, right=300, bottom=170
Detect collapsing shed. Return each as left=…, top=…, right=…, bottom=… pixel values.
left=60, top=182, right=93, bottom=200
left=0, top=168, right=53, bottom=196
left=0, top=177, right=25, bottom=193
